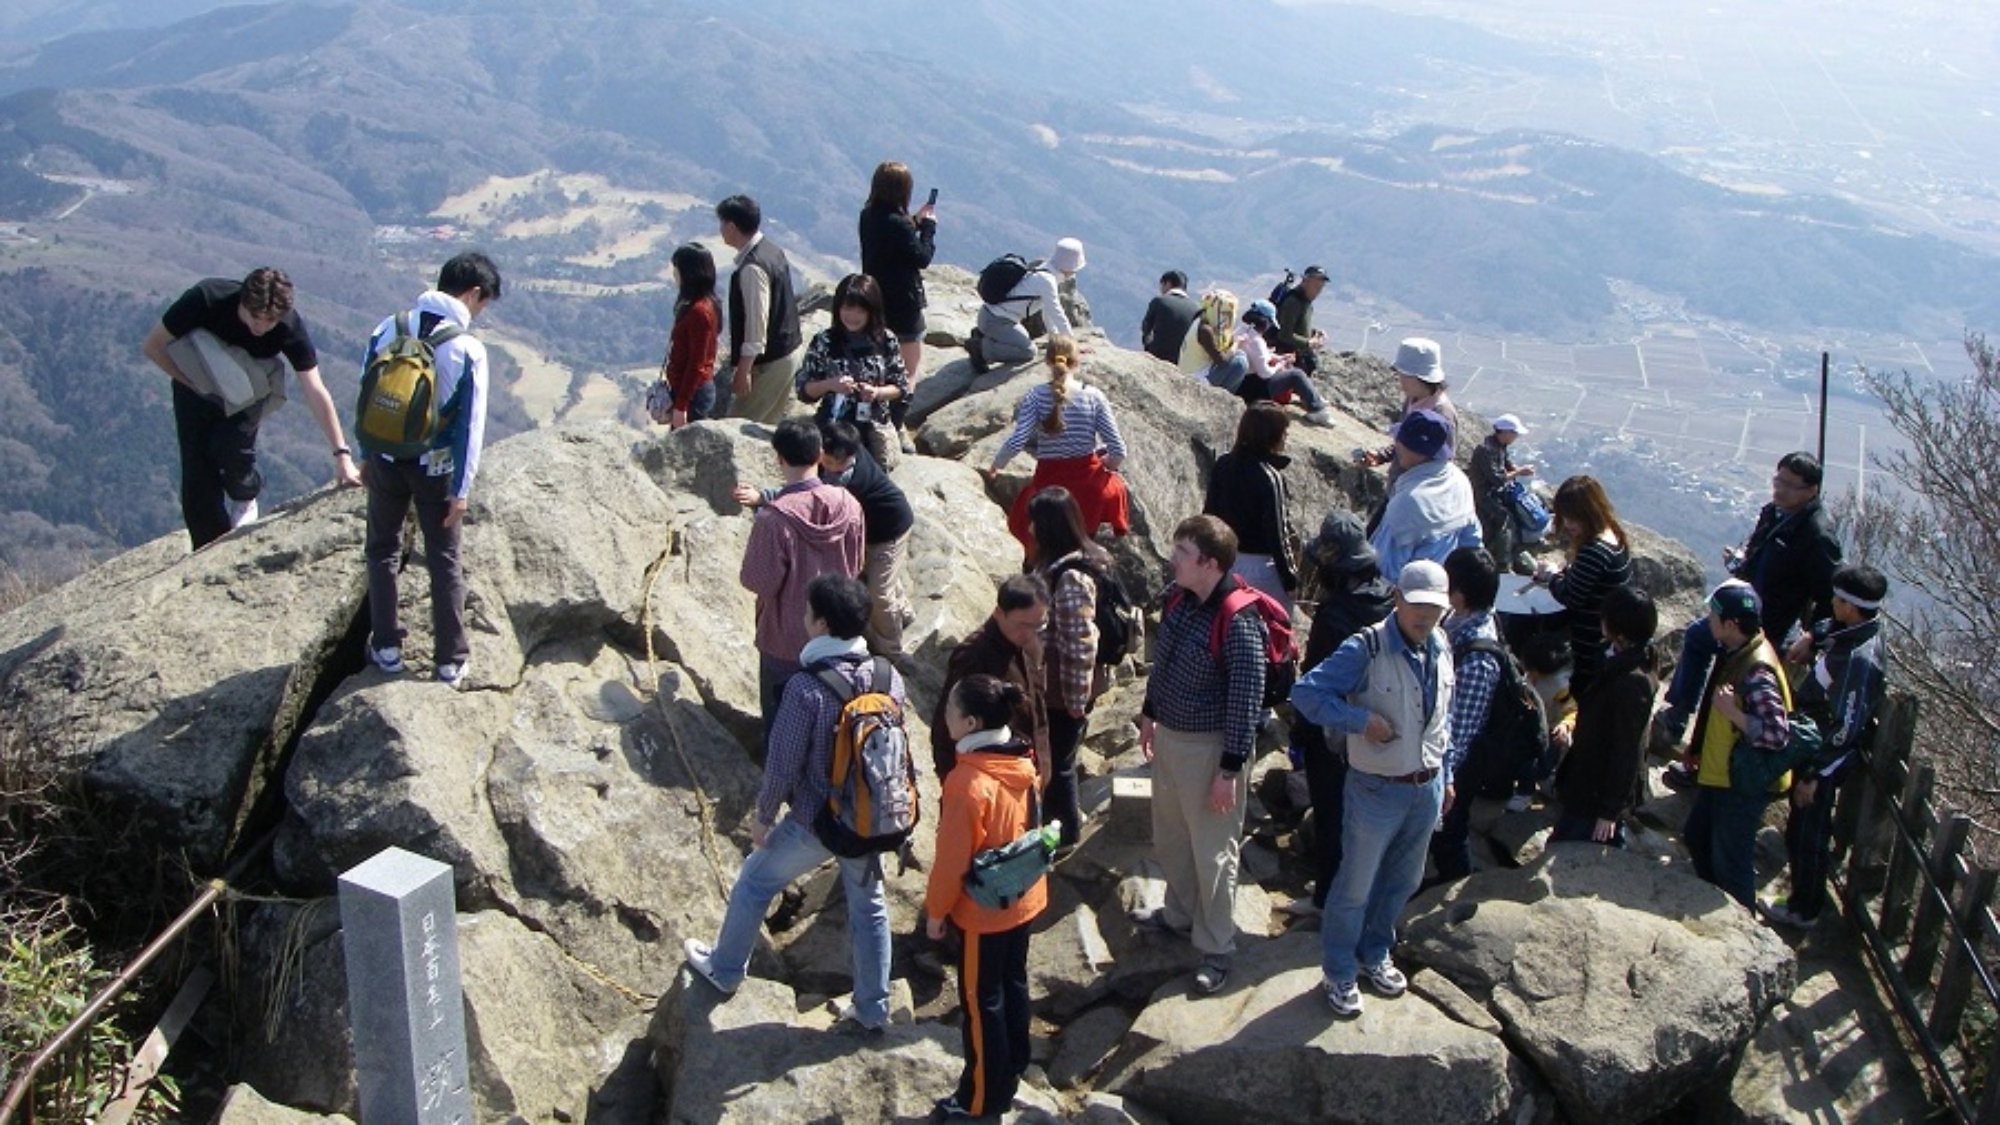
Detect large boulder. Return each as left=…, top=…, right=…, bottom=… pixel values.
left=1107, top=931, right=1525, bottom=1125
left=650, top=973, right=968, bottom=1124
left=230, top=902, right=648, bottom=1124
left=1401, top=844, right=1797, bottom=1122
left=0, top=486, right=368, bottom=868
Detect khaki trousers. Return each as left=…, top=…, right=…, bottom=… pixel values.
left=864, top=531, right=912, bottom=657
left=729, top=347, right=802, bottom=424
left=1150, top=724, right=1249, bottom=957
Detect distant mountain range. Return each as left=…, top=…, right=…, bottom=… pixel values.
left=0, top=0, right=1992, bottom=578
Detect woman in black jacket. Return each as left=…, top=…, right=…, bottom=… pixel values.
left=1552, top=584, right=1659, bottom=847
left=1201, top=403, right=1298, bottom=608
left=858, top=160, right=937, bottom=386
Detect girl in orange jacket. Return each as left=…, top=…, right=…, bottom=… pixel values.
left=926, top=673, right=1048, bottom=1118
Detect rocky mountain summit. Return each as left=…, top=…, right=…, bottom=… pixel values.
left=2, top=275, right=1898, bottom=1123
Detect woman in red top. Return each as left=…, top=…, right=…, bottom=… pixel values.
left=926, top=673, right=1048, bottom=1119
left=649, top=243, right=720, bottom=428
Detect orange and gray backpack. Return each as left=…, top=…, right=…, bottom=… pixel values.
left=356, top=313, right=462, bottom=459
left=812, top=657, right=919, bottom=858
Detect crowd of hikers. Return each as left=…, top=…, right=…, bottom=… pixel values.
left=142, top=158, right=1886, bottom=1121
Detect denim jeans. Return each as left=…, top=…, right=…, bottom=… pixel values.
left=1684, top=785, right=1765, bottom=908
left=1204, top=353, right=1249, bottom=394
left=1322, top=769, right=1444, bottom=982
left=686, top=379, right=717, bottom=423
left=1665, top=615, right=1722, bottom=714
left=1249, top=369, right=1325, bottom=412
left=703, top=817, right=892, bottom=1027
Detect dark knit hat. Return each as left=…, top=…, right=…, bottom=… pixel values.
left=1308, top=509, right=1376, bottom=574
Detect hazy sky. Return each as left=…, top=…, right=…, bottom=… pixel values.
left=1272, top=0, right=2000, bottom=255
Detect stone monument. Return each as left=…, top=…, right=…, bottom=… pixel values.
left=338, top=847, right=472, bottom=1124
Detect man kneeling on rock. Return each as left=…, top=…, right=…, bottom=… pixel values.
left=684, top=573, right=904, bottom=1032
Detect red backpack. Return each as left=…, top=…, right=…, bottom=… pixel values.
left=1166, top=580, right=1299, bottom=709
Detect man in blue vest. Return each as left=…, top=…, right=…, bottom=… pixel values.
left=1292, top=559, right=1455, bottom=1018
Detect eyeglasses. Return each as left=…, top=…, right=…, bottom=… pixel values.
left=1771, top=474, right=1812, bottom=492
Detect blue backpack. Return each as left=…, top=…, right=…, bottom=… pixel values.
left=1501, top=480, right=1553, bottom=543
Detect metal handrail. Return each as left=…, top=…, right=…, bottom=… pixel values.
left=0, top=829, right=274, bottom=1124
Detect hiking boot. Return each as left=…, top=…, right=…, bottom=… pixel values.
left=369, top=646, right=406, bottom=675
left=225, top=495, right=259, bottom=529
left=1324, top=976, right=1363, bottom=1017
left=1193, top=955, right=1230, bottom=995
left=682, top=939, right=737, bottom=996
left=1361, top=959, right=1408, bottom=997
left=965, top=329, right=990, bottom=374
left=1303, top=407, right=1334, bottom=426
left=1761, top=898, right=1819, bottom=929
left=435, top=660, right=470, bottom=688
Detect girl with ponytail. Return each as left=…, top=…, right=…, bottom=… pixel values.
left=986, top=336, right=1130, bottom=563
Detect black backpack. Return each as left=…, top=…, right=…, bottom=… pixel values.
left=1453, top=638, right=1549, bottom=789
left=977, top=254, right=1035, bottom=304
left=1048, top=556, right=1144, bottom=666
left=1268, top=269, right=1299, bottom=306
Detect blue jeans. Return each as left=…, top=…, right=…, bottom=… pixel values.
left=1322, top=769, right=1445, bottom=982
left=1247, top=369, right=1325, bottom=412
left=1684, top=785, right=1765, bottom=908
left=686, top=379, right=717, bottom=423
left=1665, top=614, right=1721, bottom=715
left=1205, top=354, right=1249, bottom=394
left=703, top=817, right=892, bottom=1027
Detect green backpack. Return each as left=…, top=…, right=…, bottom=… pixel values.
left=356, top=313, right=463, bottom=459
left=1729, top=713, right=1824, bottom=797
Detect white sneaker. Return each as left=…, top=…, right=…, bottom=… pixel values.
left=683, top=938, right=737, bottom=996
left=1324, top=976, right=1363, bottom=1017
left=1361, top=959, right=1408, bottom=997
left=435, top=660, right=470, bottom=688
left=224, top=495, right=259, bottom=528
left=369, top=646, right=405, bottom=675
left=1303, top=407, right=1334, bottom=426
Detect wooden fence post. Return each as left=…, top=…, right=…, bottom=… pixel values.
left=1929, top=867, right=1998, bottom=1051
left=1905, top=814, right=1971, bottom=987
left=1846, top=694, right=1919, bottom=890
left=1881, top=763, right=1936, bottom=944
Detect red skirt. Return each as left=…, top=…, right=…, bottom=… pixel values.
left=1007, top=453, right=1130, bottom=560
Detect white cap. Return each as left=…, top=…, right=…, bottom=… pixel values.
left=1397, top=560, right=1451, bottom=608
left=1493, top=413, right=1527, bottom=435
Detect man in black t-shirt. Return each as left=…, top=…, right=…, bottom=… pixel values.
left=141, top=267, right=361, bottom=549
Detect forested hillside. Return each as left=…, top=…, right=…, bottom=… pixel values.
left=0, top=0, right=1993, bottom=585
